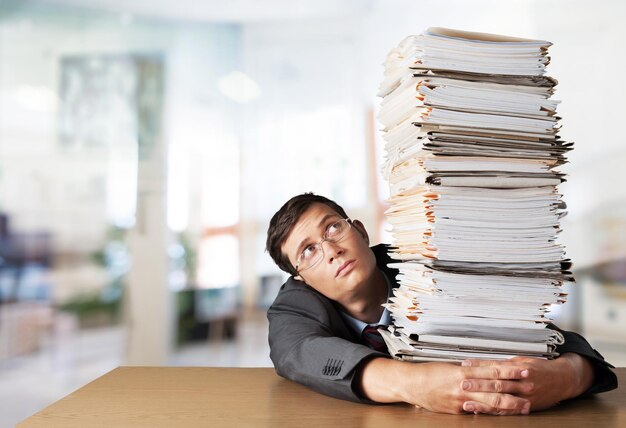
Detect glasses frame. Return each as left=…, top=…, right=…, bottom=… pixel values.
left=295, top=218, right=352, bottom=274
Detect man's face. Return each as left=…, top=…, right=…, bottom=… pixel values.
left=281, top=203, right=378, bottom=305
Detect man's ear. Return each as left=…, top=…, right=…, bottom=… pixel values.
left=352, top=219, right=370, bottom=245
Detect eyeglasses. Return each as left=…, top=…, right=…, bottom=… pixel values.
left=295, top=218, right=352, bottom=273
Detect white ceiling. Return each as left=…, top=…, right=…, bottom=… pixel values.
left=34, top=0, right=370, bottom=23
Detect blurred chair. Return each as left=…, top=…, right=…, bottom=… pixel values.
left=195, top=287, right=240, bottom=341
left=0, top=213, right=52, bottom=303
left=0, top=212, right=55, bottom=362
left=176, top=287, right=240, bottom=345
left=257, top=274, right=284, bottom=309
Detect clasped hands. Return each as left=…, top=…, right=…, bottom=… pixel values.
left=414, top=354, right=589, bottom=416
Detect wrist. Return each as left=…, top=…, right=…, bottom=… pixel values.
left=558, top=353, right=595, bottom=399
left=357, top=357, right=412, bottom=403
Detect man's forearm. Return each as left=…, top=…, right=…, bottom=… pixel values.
left=355, top=357, right=410, bottom=403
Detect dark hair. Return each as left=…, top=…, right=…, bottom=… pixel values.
left=266, top=193, right=348, bottom=276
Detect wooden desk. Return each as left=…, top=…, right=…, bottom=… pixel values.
left=19, top=367, right=625, bottom=427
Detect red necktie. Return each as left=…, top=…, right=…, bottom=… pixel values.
left=361, top=325, right=388, bottom=353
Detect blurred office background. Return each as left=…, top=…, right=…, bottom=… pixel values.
left=1, top=0, right=625, bottom=424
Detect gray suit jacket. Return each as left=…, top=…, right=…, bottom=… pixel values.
left=267, top=244, right=617, bottom=402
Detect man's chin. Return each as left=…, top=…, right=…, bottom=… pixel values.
left=340, top=274, right=367, bottom=293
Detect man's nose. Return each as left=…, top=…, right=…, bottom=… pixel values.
left=323, top=240, right=343, bottom=262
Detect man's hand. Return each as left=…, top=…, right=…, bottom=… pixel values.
left=459, top=353, right=595, bottom=414
left=356, top=358, right=531, bottom=415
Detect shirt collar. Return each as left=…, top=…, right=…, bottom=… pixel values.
left=340, top=269, right=393, bottom=337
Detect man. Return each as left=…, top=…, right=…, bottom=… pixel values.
left=266, top=193, right=617, bottom=415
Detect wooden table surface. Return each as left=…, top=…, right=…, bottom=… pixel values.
left=19, top=367, right=625, bottom=427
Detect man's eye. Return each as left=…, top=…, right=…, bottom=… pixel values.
left=327, top=221, right=342, bottom=236
left=302, top=245, right=317, bottom=259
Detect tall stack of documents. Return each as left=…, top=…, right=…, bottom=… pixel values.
left=378, top=27, right=572, bottom=362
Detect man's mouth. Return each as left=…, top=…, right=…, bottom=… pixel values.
left=336, top=260, right=355, bottom=278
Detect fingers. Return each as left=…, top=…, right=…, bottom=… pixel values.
left=460, top=378, right=534, bottom=395
left=463, top=357, right=537, bottom=367
left=462, top=358, right=517, bottom=367
left=457, top=359, right=535, bottom=415
left=464, top=364, right=530, bottom=381
left=463, top=393, right=531, bottom=416
left=463, top=399, right=531, bottom=415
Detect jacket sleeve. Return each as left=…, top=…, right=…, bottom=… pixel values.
left=550, top=323, right=618, bottom=396
left=267, top=285, right=387, bottom=403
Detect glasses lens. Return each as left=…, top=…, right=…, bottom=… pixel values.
left=327, top=219, right=349, bottom=241
left=298, top=244, right=323, bottom=272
